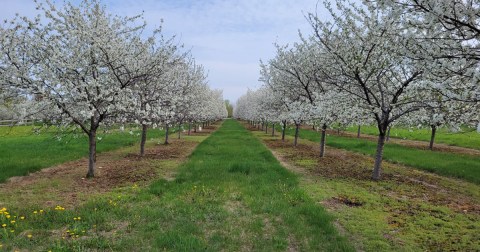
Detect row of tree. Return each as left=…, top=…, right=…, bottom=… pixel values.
left=0, top=0, right=227, bottom=178
left=235, top=0, right=480, bottom=180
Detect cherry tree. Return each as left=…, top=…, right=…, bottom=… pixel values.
left=422, top=101, right=470, bottom=150
left=260, top=39, right=357, bottom=155
left=1, top=0, right=153, bottom=178
left=122, top=30, right=184, bottom=156
left=307, top=0, right=434, bottom=180
left=171, top=62, right=209, bottom=139
left=260, top=46, right=319, bottom=146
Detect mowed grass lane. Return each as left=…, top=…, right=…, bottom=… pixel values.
left=278, top=126, right=480, bottom=184
left=0, top=126, right=164, bottom=182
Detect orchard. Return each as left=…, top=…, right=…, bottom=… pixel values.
left=0, top=0, right=479, bottom=251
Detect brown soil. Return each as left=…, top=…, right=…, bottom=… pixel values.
left=0, top=123, right=219, bottom=210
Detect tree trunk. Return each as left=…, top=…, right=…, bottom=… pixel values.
left=357, top=125, right=361, bottom=138
left=140, top=124, right=148, bottom=156
left=188, top=123, right=192, bottom=135
left=372, top=133, right=387, bottom=180
left=86, top=130, right=97, bottom=178
left=164, top=125, right=170, bottom=145
left=178, top=124, right=181, bottom=139
left=320, top=123, right=327, bottom=157
left=282, top=120, right=286, bottom=142
left=265, top=122, right=268, bottom=134
left=194, top=123, right=197, bottom=133
left=429, top=125, right=437, bottom=150
left=294, top=123, right=300, bottom=147
left=386, top=127, right=391, bottom=142
left=272, top=123, right=275, bottom=137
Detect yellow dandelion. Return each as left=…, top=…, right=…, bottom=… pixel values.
left=10, top=229, right=14, bottom=233
left=27, top=234, right=32, bottom=239
left=1, top=224, right=6, bottom=228
left=77, top=217, right=81, bottom=220
left=33, top=211, right=38, bottom=214
left=74, top=217, right=78, bottom=221
left=39, top=210, right=44, bottom=213
left=6, top=215, right=10, bottom=219
left=10, top=220, right=15, bottom=224
left=20, top=216, right=25, bottom=220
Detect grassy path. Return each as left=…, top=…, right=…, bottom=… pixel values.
left=275, top=125, right=480, bottom=184
left=0, top=120, right=352, bottom=251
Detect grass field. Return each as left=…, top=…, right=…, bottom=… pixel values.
left=0, top=120, right=353, bottom=251
left=277, top=125, right=480, bottom=184
left=0, top=125, right=165, bottom=182
left=346, top=125, right=480, bottom=150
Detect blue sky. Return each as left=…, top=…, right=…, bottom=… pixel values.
left=1, top=0, right=325, bottom=103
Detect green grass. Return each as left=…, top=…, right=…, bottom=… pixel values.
left=346, top=125, right=480, bottom=150
left=0, top=119, right=353, bottom=251
left=0, top=125, right=165, bottom=183
left=278, top=125, right=480, bottom=185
